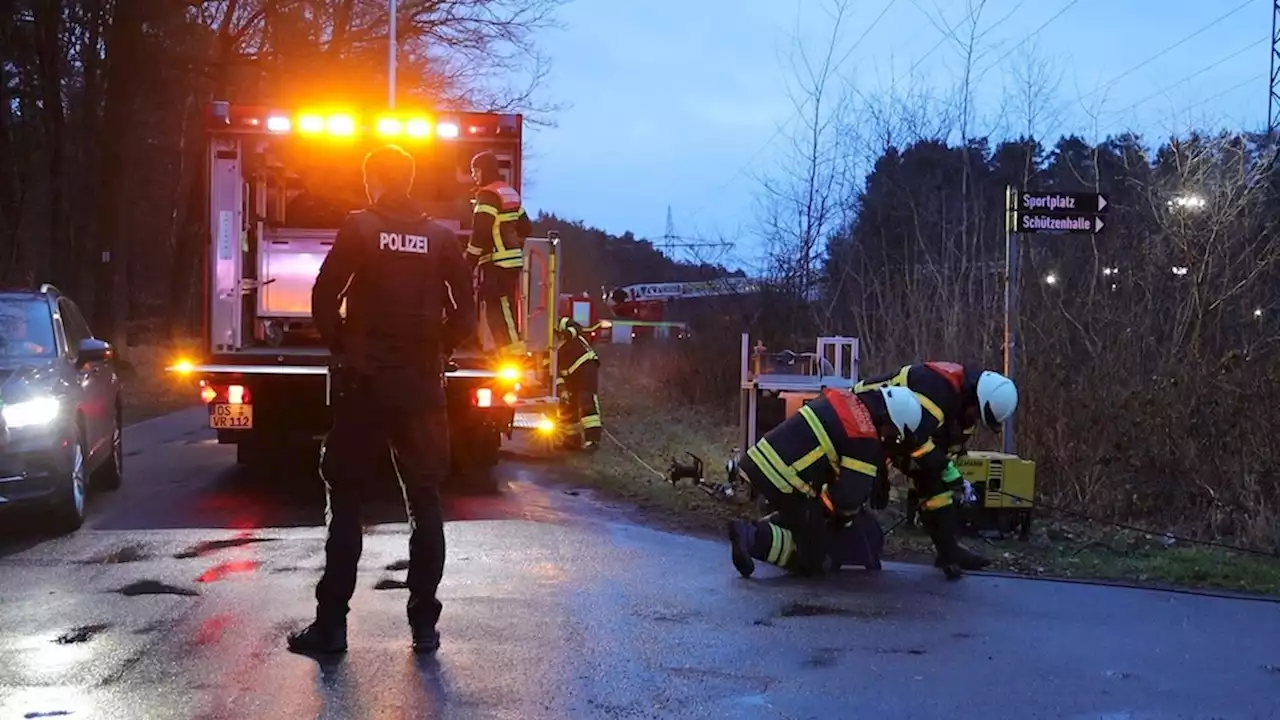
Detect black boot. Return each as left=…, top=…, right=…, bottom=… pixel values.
left=727, top=520, right=756, bottom=578
left=287, top=621, right=348, bottom=655
left=412, top=626, right=441, bottom=654
left=923, top=505, right=989, bottom=580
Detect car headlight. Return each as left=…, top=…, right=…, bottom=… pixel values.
left=2, top=397, right=60, bottom=428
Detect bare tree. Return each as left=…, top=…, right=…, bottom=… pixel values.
left=753, top=0, right=860, bottom=334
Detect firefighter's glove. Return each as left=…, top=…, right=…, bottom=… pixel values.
left=941, top=461, right=963, bottom=485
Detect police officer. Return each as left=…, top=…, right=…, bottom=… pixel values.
left=727, top=386, right=925, bottom=578
left=464, top=151, right=533, bottom=357
left=553, top=317, right=602, bottom=451
left=288, top=144, right=475, bottom=656
left=855, top=362, right=1018, bottom=577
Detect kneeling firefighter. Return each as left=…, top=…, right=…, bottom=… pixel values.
left=727, top=386, right=925, bottom=578
left=553, top=317, right=602, bottom=451
left=855, top=362, right=1019, bottom=576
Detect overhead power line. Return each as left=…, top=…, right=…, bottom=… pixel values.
left=972, top=0, right=1081, bottom=83
left=1079, top=0, right=1254, bottom=102
left=1104, top=38, right=1267, bottom=120
left=690, top=0, right=899, bottom=220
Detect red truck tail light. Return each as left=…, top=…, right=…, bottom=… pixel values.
left=474, top=388, right=492, bottom=407
left=502, top=392, right=518, bottom=406
left=200, top=382, right=217, bottom=404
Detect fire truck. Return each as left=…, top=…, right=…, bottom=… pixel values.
left=167, top=100, right=561, bottom=490
left=558, top=277, right=761, bottom=343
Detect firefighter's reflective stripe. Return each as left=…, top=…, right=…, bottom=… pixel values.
left=910, top=438, right=937, bottom=458
left=915, top=391, right=944, bottom=424
left=798, top=405, right=838, bottom=468
left=747, top=442, right=814, bottom=496
left=562, top=349, right=598, bottom=377
left=855, top=365, right=910, bottom=392
left=766, top=524, right=796, bottom=566
left=839, top=456, right=879, bottom=477
left=498, top=296, right=521, bottom=353
left=581, top=396, right=602, bottom=430
left=921, top=491, right=953, bottom=510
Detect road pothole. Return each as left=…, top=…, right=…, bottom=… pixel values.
left=385, top=559, right=410, bottom=571
left=174, top=537, right=276, bottom=559
left=79, top=545, right=149, bottom=564
left=54, top=623, right=111, bottom=645
left=115, top=580, right=199, bottom=597
left=374, top=578, right=409, bottom=590
left=777, top=602, right=889, bottom=620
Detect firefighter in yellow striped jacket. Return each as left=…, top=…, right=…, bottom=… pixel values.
left=855, top=362, right=1018, bottom=576
left=465, top=151, right=533, bottom=356
left=553, top=317, right=602, bottom=451
left=727, top=386, right=925, bottom=578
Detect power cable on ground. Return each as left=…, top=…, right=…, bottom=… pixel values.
left=602, top=428, right=666, bottom=481
left=986, top=489, right=1280, bottom=560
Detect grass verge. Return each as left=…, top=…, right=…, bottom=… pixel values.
left=118, top=342, right=201, bottom=425
left=566, top=362, right=1280, bottom=597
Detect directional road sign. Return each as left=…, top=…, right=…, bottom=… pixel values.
left=1017, top=213, right=1104, bottom=235
left=1015, top=192, right=1108, bottom=214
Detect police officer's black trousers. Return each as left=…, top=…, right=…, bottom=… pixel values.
left=479, top=268, right=522, bottom=354
left=315, top=378, right=449, bottom=631
left=563, top=363, right=602, bottom=443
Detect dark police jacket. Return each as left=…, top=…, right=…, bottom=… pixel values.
left=311, top=194, right=475, bottom=406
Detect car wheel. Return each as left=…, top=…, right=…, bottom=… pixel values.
left=52, top=435, right=89, bottom=534
left=92, top=405, right=123, bottom=491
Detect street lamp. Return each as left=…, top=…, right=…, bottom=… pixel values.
left=1172, top=266, right=1189, bottom=275
left=1102, top=266, right=1118, bottom=276
left=1168, top=194, right=1206, bottom=210
left=1043, top=272, right=1058, bottom=286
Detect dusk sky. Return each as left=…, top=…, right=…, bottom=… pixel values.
left=519, top=0, right=1267, bottom=267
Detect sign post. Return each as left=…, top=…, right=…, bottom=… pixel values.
left=1002, top=189, right=1109, bottom=454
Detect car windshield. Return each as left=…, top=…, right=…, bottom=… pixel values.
left=0, top=297, right=57, bottom=359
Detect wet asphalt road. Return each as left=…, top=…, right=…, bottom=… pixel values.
left=1, top=410, right=1279, bottom=719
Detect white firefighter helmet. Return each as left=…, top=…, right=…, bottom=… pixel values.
left=976, top=370, right=1018, bottom=430
left=878, top=386, right=923, bottom=442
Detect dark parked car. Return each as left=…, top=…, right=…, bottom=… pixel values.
left=0, top=284, right=122, bottom=533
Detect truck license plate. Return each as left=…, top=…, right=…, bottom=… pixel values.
left=209, top=403, right=253, bottom=429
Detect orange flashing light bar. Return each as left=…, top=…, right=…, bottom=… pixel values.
left=209, top=102, right=519, bottom=141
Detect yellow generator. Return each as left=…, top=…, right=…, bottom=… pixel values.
left=953, top=451, right=1036, bottom=540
